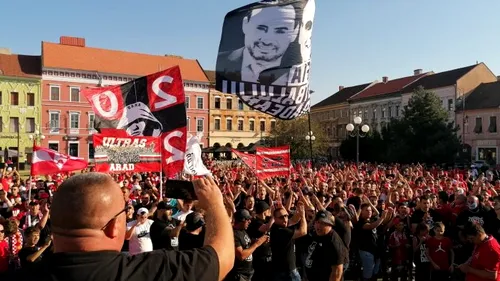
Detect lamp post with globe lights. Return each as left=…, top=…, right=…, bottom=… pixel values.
left=29, top=130, right=46, bottom=146
left=305, top=131, right=316, bottom=168
left=346, top=116, right=370, bottom=167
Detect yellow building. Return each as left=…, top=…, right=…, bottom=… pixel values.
left=0, top=51, right=42, bottom=169
left=204, top=71, right=274, bottom=149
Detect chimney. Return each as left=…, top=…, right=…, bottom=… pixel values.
left=414, top=69, right=423, bottom=75
left=339, top=86, right=344, bottom=91
left=0, top=48, right=11, bottom=55
left=382, top=76, right=389, bottom=83
left=59, top=36, right=86, bottom=47
left=165, top=54, right=184, bottom=59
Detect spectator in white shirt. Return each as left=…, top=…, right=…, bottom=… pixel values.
left=173, top=199, right=194, bottom=221
left=125, top=207, right=154, bottom=255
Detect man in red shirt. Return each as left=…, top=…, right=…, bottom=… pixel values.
left=459, top=223, right=500, bottom=281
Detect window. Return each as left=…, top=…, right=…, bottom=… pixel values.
left=50, top=85, right=60, bottom=101
left=27, top=93, right=35, bottom=106
left=70, top=112, right=80, bottom=130
left=9, top=117, right=19, bottom=133
left=197, top=97, right=203, bottom=109
left=249, top=120, right=255, bottom=131
left=214, top=97, right=221, bottom=109
left=187, top=117, right=190, bottom=131
left=0, top=117, right=2, bottom=132
left=10, top=92, right=19, bottom=105
left=49, top=111, right=60, bottom=133
left=381, top=108, right=386, bottom=118
left=260, top=120, right=266, bottom=131
left=395, top=105, right=400, bottom=117
left=214, top=118, right=221, bottom=130
left=363, top=110, right=368, bottom=120
left=237, top=119, right=244, bottom=131
left=88, top=113, right=95, bottom=131
left=70, top=87, right=80, bottom=102
left=448, top=99, right=453, bottom=111
left=185, top=97, right=190, bottom=109
left=69, top=142, right=79, bottom=157
left=0, top=91, right=2, bottom=105
left=271, top=120, right=276, bottom=131
left=226, top=118, right=233, bottom=131
left=26, top=118, right=35, bottom=133
left=196, top=118, right=204, bottom=132
left=474, top=117, right=483, bottom=134
left=489, top=116, right=497, bottom=133
left=48, top=142, right=59, bottom=152
left=226, top=98, right=233, bottom=110
left=372, top=109, right=376, bottom=119
left=88, top=142, right=95, bottom=159
left=388, top=106, right=392, bottom=118
left=238, top=99, right=244, bottom=110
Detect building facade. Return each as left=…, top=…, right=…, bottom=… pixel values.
left=40, top=36, right=210, bottom=161
left=311, top=83, right=373, bottom=158
left=204, top=71, right=274, bottom=148
left=456, top=81, right=500, bottom=165
left=0, top=52, right=42, bottom=168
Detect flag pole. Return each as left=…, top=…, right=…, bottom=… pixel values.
left=159, top=137, right=163, bottom=201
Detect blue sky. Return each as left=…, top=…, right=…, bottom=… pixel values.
left=1, top=0, right=499, bottom=105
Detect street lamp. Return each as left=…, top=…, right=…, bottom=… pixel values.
left=305, top=130, right=316, bottom=168
left=29, top=130, right=46, bottom=146
left=346, top=116, right=370, bottom=167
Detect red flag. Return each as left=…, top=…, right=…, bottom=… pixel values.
left=255, top=146, right=291, bottom=179
left=232, top=149, right=256, bottom=170
left=31, top=146, right=88, bottom=176
left=1, top=178, right=9, bottom=192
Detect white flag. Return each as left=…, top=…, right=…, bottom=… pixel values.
left=183, top=136, right=211, bottom=176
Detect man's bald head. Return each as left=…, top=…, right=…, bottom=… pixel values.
left=51, top=172, right=123, bottom=233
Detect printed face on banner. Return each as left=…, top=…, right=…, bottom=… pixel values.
left=216, top=0, right=315, bottom=120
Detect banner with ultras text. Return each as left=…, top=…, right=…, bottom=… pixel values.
left=93, top=129, right=161, bottom=173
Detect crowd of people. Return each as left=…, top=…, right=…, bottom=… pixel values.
left=0, top=161, right=499, bottom=281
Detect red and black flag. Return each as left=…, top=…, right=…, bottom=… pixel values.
left=82, top=66, right=187, bottom=178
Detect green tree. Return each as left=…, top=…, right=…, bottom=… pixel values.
left=339, top=130, right=386, bottom=162
left=383, top=86, right=460, bottom=164
left=269, top=116, right=328, bottom=159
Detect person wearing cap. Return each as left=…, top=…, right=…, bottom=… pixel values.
left=226, top=209, right=268, bottom=281
left=125, top=207, right=155, bottom=255
left=247, top=201, right=274, bottom=281
left=178, top=211, right=206, bottom=251
left=150, top=201, right=181, bottom=251
left=302, top=210, right=349, bottom=281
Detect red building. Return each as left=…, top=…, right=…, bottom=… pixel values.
left=40, top=36, right=209, bottom=161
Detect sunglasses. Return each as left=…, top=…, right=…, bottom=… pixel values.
left=101, top=205, right=129, bottom=231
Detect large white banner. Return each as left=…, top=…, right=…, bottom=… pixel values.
left=183, top=136, right=211, bottom=176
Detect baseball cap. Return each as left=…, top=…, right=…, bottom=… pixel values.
left=314, top=210, right=335, bottom=226
left=185, top=212, right=205, bottom=231
left=254, top=201, right=270, bottom=215
left=137, top=207, right=149, bottom=216
left=234, top=209, right=252, bottom=222
left=157, top=201, right=173, bottom=210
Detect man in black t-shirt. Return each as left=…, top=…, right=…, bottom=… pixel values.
left=270, top=203, right=307, bottom=281
left=14, top=173, right=235, bottom=281
left=226, top=209, right=268, bottom=281
left=304, top=210, right=348, bottom=281
left=247, top=201, right=273, bottom=281
left=411, top=195, right=442, bottom=233
left=150, top=202, right=180, bottom=250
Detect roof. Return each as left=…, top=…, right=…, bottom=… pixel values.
left=204, top=70, right=216, bottom=83
left=461, top=81, right=500, bottom=110
left=349, top=73, right=429, bottom=101
left=312, top=83, right=371, bottom=109
left=0, top=54, right=41, bottom=79
left=42, top=41, right=208, bottom=82
left=402, top=64, right=478, bottom=93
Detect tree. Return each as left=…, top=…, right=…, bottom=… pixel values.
left=269, top=115, right=329, bottom=160
left=339, top=130, right=386, bottom=162
left=383, top=86, right=461, bottom=164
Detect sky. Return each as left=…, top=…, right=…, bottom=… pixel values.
left=1, top=0, right=499, bottom=105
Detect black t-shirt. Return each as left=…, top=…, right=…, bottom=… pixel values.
left=150, top=218, right=178, bottom=250
left=14, top=247, right=219, bottom=281
left=333, top=217, right=351, bottom=249
left=304, top=231, right=349, bottom=281
left=247, top=217, right=271, bottom=263
left=410, top=209, right=442, bottom=231
left=18, top=246, right=44, bottom=271
left=178, top=229, right=204, bottom=251
left=456, top=206, right=495, bottom=233
left=231, top=229, right=254, bottom=276
left=354, top=217, right=378, bottom=254
left=270, top=224, right=296, bottom=272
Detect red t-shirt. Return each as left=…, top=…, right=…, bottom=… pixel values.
left=467, top=236, right=500, bottom=281
left=426, top=236, right=453, bottom=270
left=0, top=240, right=8, bottom=273
left=389, top=231, right=408, bottom=265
